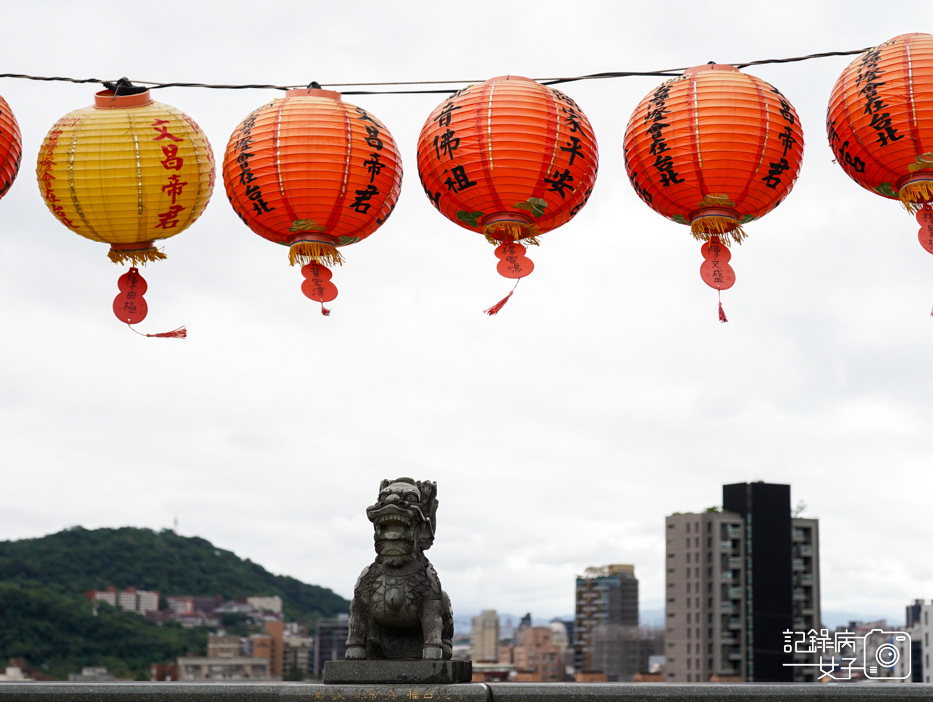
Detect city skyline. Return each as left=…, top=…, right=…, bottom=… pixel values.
left=0, top=0, right=931, bottom=629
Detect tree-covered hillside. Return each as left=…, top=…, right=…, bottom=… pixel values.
left=0, top=526, right=349, bottom=623
left=0, top=583, right=207, bottom=680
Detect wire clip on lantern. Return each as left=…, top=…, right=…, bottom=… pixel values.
left=222, top=86, right=402, bottom=315
left=624, top=63, right=804, bottom=322
left=417, top=75, right=598, bottom=315
left=827, top=33, right=933, bottom=312
left=36, top=79, right=214, bottom=336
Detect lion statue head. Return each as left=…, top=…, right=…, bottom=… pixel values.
left=365, top=478, right=438, bottom=566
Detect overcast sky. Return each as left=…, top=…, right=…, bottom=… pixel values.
left=0, top=1, right=930, bottom=630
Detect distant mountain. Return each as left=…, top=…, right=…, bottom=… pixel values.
left=0, top=526, right=349, bottom=623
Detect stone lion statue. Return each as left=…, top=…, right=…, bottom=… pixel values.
left=345, top=478, right=453, bottom=660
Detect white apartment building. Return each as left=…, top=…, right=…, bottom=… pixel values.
left=665, top=489, right=820, bottom=683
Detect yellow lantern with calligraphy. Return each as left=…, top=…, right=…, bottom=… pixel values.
left=36, top=84, right=214, bottom=331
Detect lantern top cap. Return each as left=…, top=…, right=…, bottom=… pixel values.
left=285, top=87, right=342, bottom=100
left=684, top=63, right=740, bottom=75
left=487, top=75, right=535, bottom=83
left=94, top=90, right=153, bottom=109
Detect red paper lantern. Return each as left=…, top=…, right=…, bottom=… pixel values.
left=827, top=33, right=933, bottom=313
left=0, top=93, right=21, bottom=203
left=416, top=76, right=598, bottom=314
left=827, top=33, right=933, bottom=212
left=223, top=87, right=402, bottom=314
left=624, top=64, right=804, bottom=320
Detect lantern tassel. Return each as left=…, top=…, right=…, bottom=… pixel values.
left=320, top=303, right=331, bottom=317
left=691, top=217, right=746, bottom=245
left=108, top=247, right=167, bottom=265
left=127, top=324, right=187, bottom=339
left=718, top=289, right=728, bottom=323
left=899, top=181, right=933, bottom=214
left=289, top=241, right=344, bottom=267
left=484, top=279, right=520, bottom=316
left=483, top=221, right=541, bottom=246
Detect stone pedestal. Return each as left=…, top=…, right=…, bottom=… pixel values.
left=323, top=660, right=472, bottom=684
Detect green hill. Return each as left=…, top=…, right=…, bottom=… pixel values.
left=0, top=526, right=349, bottom=623
left=0, top=583, right=206, bottom=680
left=0, top=526, right=350, bottom=679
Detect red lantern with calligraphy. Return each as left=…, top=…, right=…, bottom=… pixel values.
left=36, top=83, right=214, bottom=335
left=222, top=87, right=402, bottom=314
left=416, top=76, right=598, bottom=314
left=624, top=64, right=804, bottom=321
left=827, top=33, right=933, bottom=311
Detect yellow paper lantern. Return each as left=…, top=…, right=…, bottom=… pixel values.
left=37, top=87, right=215, bottom=266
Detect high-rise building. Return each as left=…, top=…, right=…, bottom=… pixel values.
left=472, top=610, right=500, bottom=662
left=664, top=482, right=820, bottom=683
left=313, top=615, right=349, bottom=678
left=905, top=600, right=932, bottom=682
left=573, top=564, right=639, bottom=673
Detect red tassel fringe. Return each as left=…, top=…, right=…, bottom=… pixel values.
left=485, top=279, right=521, bottom=316
left=320, top=303, right=331, bottom=317
left=484, top=291, right=513, bottom=316
left=146, top=326, right=187, bottom=339
left=718, top=302, right=728, bottom=323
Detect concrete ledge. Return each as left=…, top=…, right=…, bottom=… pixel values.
left=323, top=660, right=473, bottom=684
left=0, top=681, right=933, bottom=702
left=486, top=683, right=933, bottom=701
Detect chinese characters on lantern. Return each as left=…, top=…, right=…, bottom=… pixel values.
left=351, top=106, right=388, bottom=216
left=37, top=116, right=81, bottom=229
left=432, top=93, right=477, bottom=198
left=762, top=88, right=798, bottom=189
left=644, top=80, right=683, bottom=188
left=918, top=207, right=933, bottom=255
left=856, top=39, right=903, bottom=148
left=544, top=89, right=587, bottom=200
left=827, top=119, right=867, bottom=175
left=113, top=266, right=149, bottom=324
left=495, top=241, right=534, bottom=278
left=230, top=110, right=275, bottom=223
left=152, top=119, right=190, bottom=229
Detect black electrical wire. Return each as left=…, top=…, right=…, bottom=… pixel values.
left=0, top=46, right=875, bottom=95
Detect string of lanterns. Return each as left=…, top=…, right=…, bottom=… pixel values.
left=0, top=33, right=929, bottom=335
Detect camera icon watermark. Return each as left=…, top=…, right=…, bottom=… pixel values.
left=782, top=628, right=911, bottom=681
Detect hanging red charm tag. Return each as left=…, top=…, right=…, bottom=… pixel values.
left=917, top=205, right=933, bottom=255
left=113, top=267, right=148, bottom=324
left=301, top=263, right=338, bottom=303
left=699, top=237, right=736, bottom=291
left=494, top=242, right=534, bottom=279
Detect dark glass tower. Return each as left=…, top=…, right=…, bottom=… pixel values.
left=722, top=482, right=793, bottom=682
